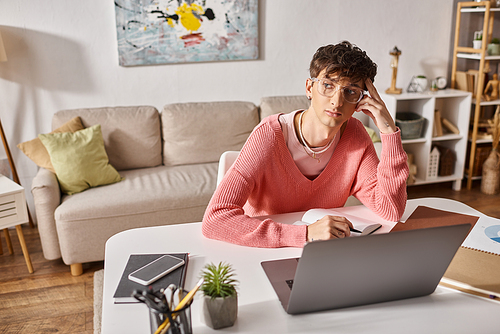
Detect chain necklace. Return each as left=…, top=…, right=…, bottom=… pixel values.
left=298, top=111, right=335, bottom=163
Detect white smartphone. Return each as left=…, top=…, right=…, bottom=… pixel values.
left=128, top=255, right=185, bottom=286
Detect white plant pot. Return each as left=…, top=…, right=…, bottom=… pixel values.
left=202, top=294, right=238, bottom=330
left=415, top=77, right=428, bottom=92
left=473, top=40, right=482, bottom=49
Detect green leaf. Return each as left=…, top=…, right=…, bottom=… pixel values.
left=200, top=262, right=238, bottom=299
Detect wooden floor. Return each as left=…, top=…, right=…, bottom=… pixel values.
left=0, top=180, right=499, bottom=333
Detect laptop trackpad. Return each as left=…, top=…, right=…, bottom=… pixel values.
left=261, top=258, right=299, bottom=312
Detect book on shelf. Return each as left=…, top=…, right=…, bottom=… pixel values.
left=455, top=71, right=469, bottom=92
left=467, top=69, right=479, bottom=98
left=455, top=70, right=477, bottom=96
left=113, top=253, right=189, bottom=303
left=433, top=110, right=444, bottom=137
left=441, top=117, right=460, bottom=134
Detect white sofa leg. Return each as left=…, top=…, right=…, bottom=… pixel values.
left=70, top=263, right=83, bottom=276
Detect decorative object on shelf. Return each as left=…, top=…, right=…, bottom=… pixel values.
left=430, top=79, right=439, bottom=92
left=395, top=112, right=425, bottom=139
left=487, top=38, right=500, bottom=55
left=385, top=46, right=402, bottom=94
left=435, top=145, right=456, bottom=176
left=481, top=106, right=500, bottom=195
left=427, top=147, right=440, bottom=179
left=114, top=0, right=258, bottom=66
left=483, top=73, right=499, bottom=101
left=407, top=75, right=428, bottom=93
left=435, top=76, right=447, bottom=90
left=473, top=31, right=483, bottom=49
left=201, top=262, right=238, bottom=330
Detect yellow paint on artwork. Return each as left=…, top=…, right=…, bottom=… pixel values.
left=175, top=3, right=205, bottom=33
left=167, top=18, right=174, bottom=28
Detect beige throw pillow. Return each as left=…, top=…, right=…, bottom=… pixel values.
left=17, top=117, right=84, bottom=173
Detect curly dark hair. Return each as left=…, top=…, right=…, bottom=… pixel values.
left=309, top=41, right=377, bottom=84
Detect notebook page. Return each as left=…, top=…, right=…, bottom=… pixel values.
left=294, top=208, right=382, bottom=236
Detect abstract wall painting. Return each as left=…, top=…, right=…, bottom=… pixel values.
left=114, top=0, right=259, bottom=66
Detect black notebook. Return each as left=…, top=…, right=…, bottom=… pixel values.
left=113, top=253, right=189, bottom=304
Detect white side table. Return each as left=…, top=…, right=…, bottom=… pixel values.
left=0, top=174, right=33, bottom=273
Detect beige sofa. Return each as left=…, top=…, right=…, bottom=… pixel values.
left=32, top=102, right=260, bottom=275
left=31, top=95, right=377, bottom=275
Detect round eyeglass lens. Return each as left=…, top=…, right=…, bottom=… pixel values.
left=316, top=78, right=363, bottom=104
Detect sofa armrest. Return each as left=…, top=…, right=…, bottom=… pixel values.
left=31, top=168, right=62, bottom=260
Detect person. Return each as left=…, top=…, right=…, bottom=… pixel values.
left=202, top=41, right=409, bottom=248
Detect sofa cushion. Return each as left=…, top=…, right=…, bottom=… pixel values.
left=162, top=101, right=259, bottom=166
left=260, top=95, right=310, bottom=120
left=17, top=116, right=84, bottom=173
left=53, top=106, right=161, bottom=171
left=54, top=164, right=218, bottom=264
left=260, top=94, right=372, bottom=128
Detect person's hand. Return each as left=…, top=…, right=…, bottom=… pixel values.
left=306, top=215, right=353, bottom=242
left=356, top=79, right=397, bottom=134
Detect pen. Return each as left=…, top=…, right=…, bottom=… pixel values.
left=155, top=278, right=204, bottom=334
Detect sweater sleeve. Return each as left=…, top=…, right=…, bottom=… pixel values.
left=202, top=121, right=307, bottom=248
left=352, top=128, right=409, bottom=222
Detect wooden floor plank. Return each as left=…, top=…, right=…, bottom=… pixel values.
left=0, top=271, right=94, bottom=294
left=0, top=283, right=87, bottom=309
left=0, top=293, right=93, bottom=323
left=0, top=313, right=89, bottom=333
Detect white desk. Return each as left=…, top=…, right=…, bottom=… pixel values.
left=102, top=198, right=500, bottom=333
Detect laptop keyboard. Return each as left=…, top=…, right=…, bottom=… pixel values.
left=286, top=279, right=294, bottom=290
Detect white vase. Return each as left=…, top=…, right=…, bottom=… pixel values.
left=202, top=294, right=238, bottom=330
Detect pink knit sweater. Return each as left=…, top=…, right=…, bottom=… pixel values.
left=202, top=114, right=409, bottom=248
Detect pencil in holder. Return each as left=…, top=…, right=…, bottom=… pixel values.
left=148, top=294, right=193, bottom=334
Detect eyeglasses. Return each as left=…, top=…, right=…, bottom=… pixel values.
left=311, top=77, right=369, bottom=104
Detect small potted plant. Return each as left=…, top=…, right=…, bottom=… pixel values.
left=200, top=262, right=238, bottom=330
left=473, top=31, right=483, bottom=49
left=415, top=75, right=428, bottom=92
left=488, top=37, right=500, bottom=55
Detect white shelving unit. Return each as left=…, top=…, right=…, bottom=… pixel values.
left=379, top=89, right=472, bottom=191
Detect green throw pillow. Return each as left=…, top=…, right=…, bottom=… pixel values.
left=364, top=125, right=381, bottom=143
left=39, top=124, right=123, bottom=195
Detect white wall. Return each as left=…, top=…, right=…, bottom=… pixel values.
left=0, top=0, right=454, bottom=218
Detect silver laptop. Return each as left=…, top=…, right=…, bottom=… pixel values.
left=261, top=224, right=470, bottom=314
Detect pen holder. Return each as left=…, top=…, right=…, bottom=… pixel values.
left=148, top=295, right=193, bottom=334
